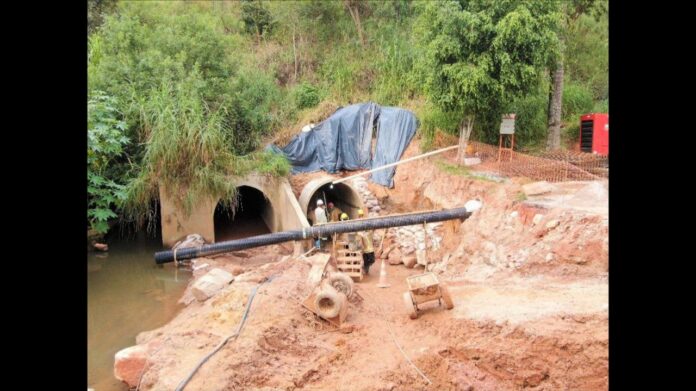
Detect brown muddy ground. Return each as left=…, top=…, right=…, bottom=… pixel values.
left=122, top=139, right=608, bottom=391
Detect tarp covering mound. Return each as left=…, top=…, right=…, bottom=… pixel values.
left=268, top=102, right=417, bottom=188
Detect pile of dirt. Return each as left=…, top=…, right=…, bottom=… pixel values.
left=384, top=313, right=608, bottom=391
left=377, top=141, right=608, bottom=281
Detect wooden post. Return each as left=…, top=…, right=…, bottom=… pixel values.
left=498, top=134, right=514, bottom=162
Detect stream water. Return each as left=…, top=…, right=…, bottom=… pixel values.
left=87, top=230, right=191, bottom=391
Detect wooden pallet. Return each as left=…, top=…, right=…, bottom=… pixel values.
left=336, top=255, right=364, bottom=281
left=337, top=248, right=361, bottom=258
left=336, top=237, right=359, bottom=251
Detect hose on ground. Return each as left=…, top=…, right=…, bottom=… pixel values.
left=174, top=276, right=274, bottom=391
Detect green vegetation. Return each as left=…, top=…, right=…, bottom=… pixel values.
left=87, top=0, right=607, bottom=233
left=435, top=159, right=500, bottom=183
left=292, top=82, right=322, bottom=110
left=414, top=0, right=561, bottom=160
left=435, top=160, right=470, bottom=177
left=87, top=92, right=129, bottom=233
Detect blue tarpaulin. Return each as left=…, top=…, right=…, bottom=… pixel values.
left=268, top=102, right=417, bottom=188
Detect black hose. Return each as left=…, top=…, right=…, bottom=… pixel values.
left=155, top=207, right=472, bottom=264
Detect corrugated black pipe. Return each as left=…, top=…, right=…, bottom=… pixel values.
left=155, top=207, right=473, bottom=264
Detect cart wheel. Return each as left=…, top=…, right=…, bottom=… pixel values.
left=440, top=284, right=454, bottom=310
left=403, top=292, right=418, bottom=319
left=327, top=272, right=354, bottom=298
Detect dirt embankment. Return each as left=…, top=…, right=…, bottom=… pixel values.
left=122, top=139, right=608, bottom=391
left=382, top=142, right=608, bottom=281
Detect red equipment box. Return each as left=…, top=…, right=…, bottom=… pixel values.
left=579, top=113, right=609, bottom=155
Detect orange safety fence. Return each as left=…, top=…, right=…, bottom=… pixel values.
left=467, top=141, right=608, bottom=183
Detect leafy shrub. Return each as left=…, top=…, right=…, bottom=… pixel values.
left=562, top=82, right=594, bottom=119
left=292, top=82, right=321, bottom=110
left=87, top=92, right=129, bottom=233
left=561, top=82, right=594, bottom=144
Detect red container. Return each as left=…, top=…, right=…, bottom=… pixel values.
left=579, top=113, right=609, bottom=156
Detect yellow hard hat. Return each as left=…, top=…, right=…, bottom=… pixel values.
left=358, top=209, right=364, bottom=216
left=340, top=213, right=349, bottom=221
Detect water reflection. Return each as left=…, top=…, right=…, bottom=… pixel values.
left=87, top=230, right=191, bottom=391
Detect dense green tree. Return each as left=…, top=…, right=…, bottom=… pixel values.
left=414, top=0, right=560, bottom=163
left=241, top=0, right=274, bottom=43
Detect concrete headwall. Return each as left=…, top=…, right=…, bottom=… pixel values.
left=159, top=175, right=310, bottom=248
left=159, top=187, right=217, bottom=247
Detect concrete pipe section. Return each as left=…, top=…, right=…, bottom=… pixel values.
left=214, top=186, right=272, bottom=242
left=159, top=175, right=309, bottom=248
left=298, top=176, right=366, bottom=225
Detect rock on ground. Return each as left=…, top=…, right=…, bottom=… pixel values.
left=192, top=268, right=234, bottom=301
left=114, top=345, right=148, bottom=388
left=522, top=181, right=556, bottom=196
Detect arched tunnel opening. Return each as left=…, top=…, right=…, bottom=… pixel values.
left=214, top=186, right=272, bottom=242
left=102, top=199, right=162, bottom=243
left=302, top=181, right=365, bottom=226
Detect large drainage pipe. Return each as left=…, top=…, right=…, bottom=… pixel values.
left=155, top=202, right=482, bottom=264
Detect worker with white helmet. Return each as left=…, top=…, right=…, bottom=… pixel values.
left=313, top=199, right=328, bottom=248
left=314, top=199, right=328, bottom=223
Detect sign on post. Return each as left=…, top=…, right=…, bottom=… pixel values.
left=499, top=114, right=516, bottom=134
left=498, top=114, right=515, bottom=162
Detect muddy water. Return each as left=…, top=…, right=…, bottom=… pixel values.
left=87, top=231, right=191, bottom=391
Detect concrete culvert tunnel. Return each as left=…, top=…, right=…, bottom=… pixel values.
left=299, top=177, right=366, bottom=225
left=214, top=186, right=272, bottom=242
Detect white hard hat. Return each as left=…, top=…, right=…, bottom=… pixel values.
left=316, top=199, right=324, bottom=206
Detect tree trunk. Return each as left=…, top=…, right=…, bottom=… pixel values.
left=346, top=3, right=366, bottom=46
left=354, top=6, right=365, bottom=46
left=546, top=57, right=564, bottom=151
left=292, top=25, right=298, bottom=81
left=457, top=116, right=475, bottom=165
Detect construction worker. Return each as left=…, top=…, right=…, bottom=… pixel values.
left=314, top=199, right=328, bottom=248
left=338, top=213, right=359, bottom=250
left=357, top=209, right=375, bottom=274
left=327, top=202, right=343, bottom=222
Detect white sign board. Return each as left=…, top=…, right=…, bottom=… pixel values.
left=500, top=116, right=515, bottom=134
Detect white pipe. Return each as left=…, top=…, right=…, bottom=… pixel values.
left=332, top=145, right=459, bottom=185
